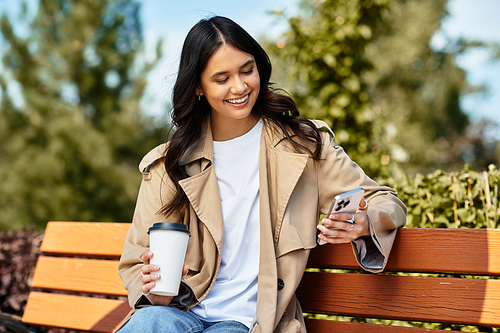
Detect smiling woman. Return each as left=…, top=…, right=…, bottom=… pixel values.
left=116, top=15, right=406, bottom=333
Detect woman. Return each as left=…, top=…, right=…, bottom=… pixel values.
left=117, top=16, right=406, bottom=333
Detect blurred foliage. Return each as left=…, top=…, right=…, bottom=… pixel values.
left=365, top=0, right=499, bottom=174
left=0, top=228, right=79, bottom=333
left=264, top=0, right=500, bottom=177
left=0, top=229, right=40, bottom=318
left=378, top=164, right=500, bottom=229
left=265, top=0, right=392, bottom=176
left=0, top=0, right=167, bottom=231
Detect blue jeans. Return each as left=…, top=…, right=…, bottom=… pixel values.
left=117, top=306, right=249, bottom=333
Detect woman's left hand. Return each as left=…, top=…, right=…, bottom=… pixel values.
left=317, top=198, right=370, bottom=244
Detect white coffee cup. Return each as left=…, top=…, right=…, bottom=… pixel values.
left=148, top=222, right=191, bottom=296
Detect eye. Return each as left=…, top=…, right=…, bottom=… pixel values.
left=216, top=77, right=229, bottom=84
left=243, top=67, right=254, bottom=75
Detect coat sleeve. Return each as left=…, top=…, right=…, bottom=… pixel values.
left=313, top=120, right=407, bottom=273
left=118, top=144, right=186, bottom=308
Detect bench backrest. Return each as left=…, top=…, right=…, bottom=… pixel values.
left=22, top=222, right=131, bottom=332
left=300, top=228, right=500, bottom=332
left=22, top=222, right=500, bottom=332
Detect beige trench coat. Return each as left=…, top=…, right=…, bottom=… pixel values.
left=117, top=117, right=407, bottom=333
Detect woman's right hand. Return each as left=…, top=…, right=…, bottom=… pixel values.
left=140, top=251, right=189, bottom=306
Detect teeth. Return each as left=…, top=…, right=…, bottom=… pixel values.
left=227, top=94, right=249, bottom=104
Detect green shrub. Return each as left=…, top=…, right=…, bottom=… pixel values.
left=378, top=164, right=500, bottom=229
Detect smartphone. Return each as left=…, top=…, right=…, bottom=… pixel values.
left=318, top=187, right=364, bottom=245
left=327, top=187, right=365, bottom=218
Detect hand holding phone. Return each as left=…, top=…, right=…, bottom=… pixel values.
left=318, top=188, right=365, bottom=245
left=327, top=188, right=364, bottom=218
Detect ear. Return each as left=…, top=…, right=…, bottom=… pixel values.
left=196, top=86, right=204, bottom=96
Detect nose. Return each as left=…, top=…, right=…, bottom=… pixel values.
left=231, top=76, right=246, bottom=94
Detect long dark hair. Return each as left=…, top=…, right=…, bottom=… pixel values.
left=161, top=16, right=322, bottom=216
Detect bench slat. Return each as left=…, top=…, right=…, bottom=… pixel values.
left=22, top=291, right=130, bottom=333
left=304, top=319, right=459, bottom=332
left=32, top=256, right=127, bottom=296
left=308, top=228, right=500, bottom=275
left=41, top=222, right=130, bottom=257
left=297, top=272, right=500, bottom=327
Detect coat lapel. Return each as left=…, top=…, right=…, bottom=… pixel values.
left=263, top=120, right=310, bottom=248
left=179, top=167, right=223, bottom=253
left=178, top=119, right=224, bottom=253
left=254, top=120, right=309, bottom=331
left=255, top=132, right=278, bottom=332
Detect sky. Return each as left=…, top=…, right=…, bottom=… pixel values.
left=436, top=0, right=500, bottom=139
left=0, top=0, right=499, bottom=138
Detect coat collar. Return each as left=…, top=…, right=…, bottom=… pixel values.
left=178, top=116, right=292, bottom=168
left=179, top=117, right=214, bottom=172
left=178, top=117, right=222, bottom=251
left=178, top=115, right=311, bottom=246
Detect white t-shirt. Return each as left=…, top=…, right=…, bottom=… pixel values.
left=189, top=119, right=263, bottom=328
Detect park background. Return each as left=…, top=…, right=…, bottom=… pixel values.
left=0, top=0, right=500, bottom=332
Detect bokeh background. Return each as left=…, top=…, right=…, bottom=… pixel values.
left=1, top=1, right=500, bottom=331
left=0, top=0, right=499, bottom=231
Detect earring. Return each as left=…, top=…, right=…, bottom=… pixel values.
left=198, top=94, right=201, bottom=101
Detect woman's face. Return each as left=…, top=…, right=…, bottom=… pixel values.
left=198, top=44, right=260, bottom=140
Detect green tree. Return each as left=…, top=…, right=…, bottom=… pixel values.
left=364, top=0, right=470, bottom=174
left=265, top=0, right=485, bottom=176
left=265, top=0, right=392, bottom=176
left=0, top=0, right=165, bottom=230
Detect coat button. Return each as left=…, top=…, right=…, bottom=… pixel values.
left=277, top=278, right=285, bottom=291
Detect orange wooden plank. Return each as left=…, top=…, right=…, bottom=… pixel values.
left=297, top=272, right=500, bottom=327
left=22, top=292, right=130, bottom=332
left=32, top=256, right=127, bottom=296
left=304, top=319, right=459, bottom=332
left=308, top=228, right=500, bottom=275
left=41, top=222, right=130, bottom=257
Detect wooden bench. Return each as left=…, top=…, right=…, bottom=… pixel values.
left=15, top=222, right=500, bottom=332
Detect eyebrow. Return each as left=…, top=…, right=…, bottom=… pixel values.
left=210, top=60, right=255, bottom=78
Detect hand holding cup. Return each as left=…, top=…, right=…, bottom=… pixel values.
left=140, top=251, right=189, bottom=306
left=140, top=222, right=191, bottom=306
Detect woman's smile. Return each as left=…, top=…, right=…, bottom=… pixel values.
left=226, top=93, right=250, bottom=105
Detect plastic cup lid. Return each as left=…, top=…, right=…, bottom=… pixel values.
left=148, top=222, right=191, bottom=236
